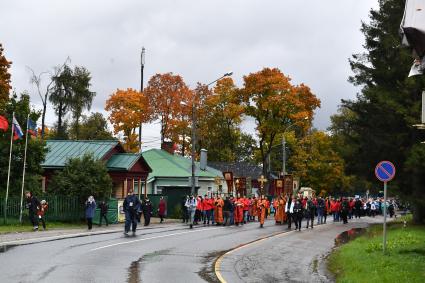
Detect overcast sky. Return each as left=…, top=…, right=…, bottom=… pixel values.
left=1, top=0, right=378, bottom=149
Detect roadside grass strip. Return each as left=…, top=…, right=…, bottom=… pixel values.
left=328, top=221, right=425, bottom=283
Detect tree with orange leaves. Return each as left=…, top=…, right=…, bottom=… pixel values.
left=240, top=67, right=321, bottom=178
left=197, top=77, right=249, bottom=161
left=105, top=88, right=152, bottom=152
left=0, top=43, right=12, bottom=109
left=144, top=73, right=192, bottom=144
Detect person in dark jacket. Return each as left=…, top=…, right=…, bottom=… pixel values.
left=85, top=196, right=96, bottom=230
left=354, top=198, right=362, bottom=219
left=305, top=197, right=316, bottom=229
left=181, top=196, right=189, bottom=223
left=123, top=189, right=141, bottom=236
left=98, top=201, right=109, bottom=227
left=223, top=196, right=233, bottom=226
left=341, top=198, right=349, bottom=224
left=293, top=198, right=303, bottom=231
left=142, top=198, right=153, bottom=226
left=316, top=197, right=325, bottom=225
left=25, top=191, right=40, bottom=231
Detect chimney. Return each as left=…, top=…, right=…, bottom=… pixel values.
left=161, top=142, right=176, bottom=155
left=200, top=149, right=208, bottom=171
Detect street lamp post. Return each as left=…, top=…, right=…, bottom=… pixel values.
left=281, top=117, right=309, bottom=176
left=139, top=47, right=146, bottom=152
left=185, top=72, right=233, bottom=196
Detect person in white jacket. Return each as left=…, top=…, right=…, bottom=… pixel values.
left=185, top=195, right=198, bottom=229
left=285, top=196, right=295, bottom=230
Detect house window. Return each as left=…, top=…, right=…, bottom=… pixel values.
left=156, top=187, right=163, bottom=195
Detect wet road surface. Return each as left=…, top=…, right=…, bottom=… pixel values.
left=0, top=219, right=290, bottom=283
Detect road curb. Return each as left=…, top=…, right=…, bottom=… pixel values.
left=0, top=223, right=188, bottom=247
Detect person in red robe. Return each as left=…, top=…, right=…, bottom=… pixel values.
left=234, top=197, right=244, bottom=226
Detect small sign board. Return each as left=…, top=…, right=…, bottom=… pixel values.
left=375, top=161, right=396, bottom=182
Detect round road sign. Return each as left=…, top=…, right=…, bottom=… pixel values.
left=375, top=161, right=396, bottom=182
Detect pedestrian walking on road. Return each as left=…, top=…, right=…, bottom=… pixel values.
left=158, top=197, right=167, bottom=223
left=25, top=191, right=40, bottom=231
left=354, top=197, right=362, bottom=219
left=37, top=200, right=48, bottom=230
left=123, top=189, right=141, bottom=236
left=214, top=195, right=224, bottom=225
left=316, top=197, right=325, bottom=225
left=142, top=198, right=153, bottom=226
left=293, top=198, right=303, bottom=231
left=234, top=196, right=244, bottom=226
left=258, top=195, right=267, bottom=228
left=305, top=197, right=316, bottom=229
left=223, top=196, right=232, bottom=226
left=185, top=195, right=197, bottom=229
left=285, top=196, right=294, bottom=229
left=85, top=196, right=96, bottom=231
left=98, top=201, right=109, bottom=227
left=341, top=198, right=349, bottom=224
left=181, top=196, right=189, bottom=224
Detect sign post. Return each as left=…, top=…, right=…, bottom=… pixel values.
left=374, top=161, right=396, bottom=253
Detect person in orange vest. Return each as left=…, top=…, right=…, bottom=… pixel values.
left=242, top=196, right=250, bottom=224
left=195, top=195, right=203, bottom=225
left=265, top=198, right=270, bottom=219
left=234, top=196, right=244, bottom=226
left=257, top=195, right=268, bottom=228
left=214, top=195, right=224, bottom=225
left=203, top=195, right=214, bottom=226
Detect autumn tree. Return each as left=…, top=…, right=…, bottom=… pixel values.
left=0, top=43, right=12, bottom=110
left=144, top=73, right=192, bottom=144
left=240, top=68, right=321, bottom=181
left=286, top=131, right=350, bottom=196
left=105, top=88, right=152, bottom=152
left=197, top=78, right=248, bottom=162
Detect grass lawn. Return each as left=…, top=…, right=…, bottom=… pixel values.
left=328, top=216, right=425, bottom=283
left=0, top=221, right=86, bottom=234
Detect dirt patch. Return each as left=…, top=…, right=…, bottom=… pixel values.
left=198, top=250, right=229, bottom=283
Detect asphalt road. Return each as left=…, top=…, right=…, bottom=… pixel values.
left=0, top=219, right=295, bottom=283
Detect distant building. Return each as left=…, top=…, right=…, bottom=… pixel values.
left=41, top=140, right=152, bottom=198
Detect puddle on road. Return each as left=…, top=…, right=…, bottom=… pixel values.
left=198, top=250, right=229, bottom=283
left=335, top=228, right=366, bottom=246
left=0, top=244, right=16, bottom=253
left=127, top=257, right=142, bottom=283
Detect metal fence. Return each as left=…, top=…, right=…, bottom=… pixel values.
left=0, top=196, right=84, bottom=223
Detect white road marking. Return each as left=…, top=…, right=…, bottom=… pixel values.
left=90, top=227, right=225, bottom=251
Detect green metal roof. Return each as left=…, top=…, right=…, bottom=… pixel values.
left=141, top=149, right=223, bottom=181
left=42, top=140, right=119, bottom=168
left=106, top=153, right=140, bottom=171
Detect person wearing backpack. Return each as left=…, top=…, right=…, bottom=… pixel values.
left=305, top=197, right=316, bottom=229
left=123, top=189, right=141, bottom=236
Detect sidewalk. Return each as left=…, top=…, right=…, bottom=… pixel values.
left=0, top=217, right=180, bottom=246
left=216, top=216, right=391, bottom=283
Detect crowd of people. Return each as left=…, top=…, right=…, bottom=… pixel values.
left=24, top=189, right=397, bottom=234
left=181, top=193, right=399, bottom=231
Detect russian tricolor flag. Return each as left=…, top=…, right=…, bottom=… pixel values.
left=12, top=116, right=24, bottom=140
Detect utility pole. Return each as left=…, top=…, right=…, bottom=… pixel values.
left=191, top=103, right=196, bottom=196
left=139, top=47, right=145, bottom=152
left=282, top=135, right=286, bottom=177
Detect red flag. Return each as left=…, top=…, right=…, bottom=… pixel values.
left=0, top=115, right=8, bottom=131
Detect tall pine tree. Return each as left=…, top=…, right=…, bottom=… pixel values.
left=331, top=0, right=425, bottom=223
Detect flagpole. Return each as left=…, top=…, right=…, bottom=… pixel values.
left=4, top=112, right=14, bottom=224
left=19, top=114, right=30, bottom=223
